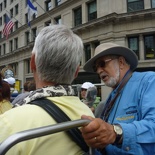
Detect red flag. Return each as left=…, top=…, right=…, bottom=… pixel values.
left=2, top=14, right=14, bottom=40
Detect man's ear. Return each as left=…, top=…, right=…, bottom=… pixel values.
left=74, top=65, right=80, bottom=78
left=118, top=56, right=126, bottom=70
left=30, top=54, right=36, bottom=71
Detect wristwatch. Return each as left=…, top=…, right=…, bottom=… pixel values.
left=113, top=124, right=123, bottom=144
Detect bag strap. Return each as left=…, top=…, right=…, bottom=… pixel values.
left=29, top=98, right=89, bottom=153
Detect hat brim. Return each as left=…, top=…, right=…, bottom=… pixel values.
left=83, top=46, right=138, bottom=72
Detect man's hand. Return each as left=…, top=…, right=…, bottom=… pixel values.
left=81, top=115, right=116, bottom=149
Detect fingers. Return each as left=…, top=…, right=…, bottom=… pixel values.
left=81, top=115, right=94, bottom=121
left=80, top=117, right=116, bottom=149
left=81, top=117, right=101, bottom=133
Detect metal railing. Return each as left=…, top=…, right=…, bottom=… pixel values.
left=0, top=119, right=92, bottom=155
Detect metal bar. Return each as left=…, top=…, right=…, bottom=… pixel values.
left=0, top=119, right=91, bottom=155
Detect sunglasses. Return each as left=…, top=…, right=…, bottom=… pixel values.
left=93, top=58, right=114, bottom=72
left=81, top=88, right=87, bottom=91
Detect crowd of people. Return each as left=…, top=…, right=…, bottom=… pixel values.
left=0, top=24, right=154, bottom=155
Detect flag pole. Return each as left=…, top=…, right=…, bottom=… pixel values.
left=34, top=1, right=57, bottom=24
left=5, top=10, right=23, bottom=27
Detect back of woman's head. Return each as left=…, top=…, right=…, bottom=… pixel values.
left=1, top=81, right=11, bottom=101
left=0, top=73, right=10, bottom=101
left=0, top=74, right=11, bottom=101
left=32, top=25, right=83, bottom=84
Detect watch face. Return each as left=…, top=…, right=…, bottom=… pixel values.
left=114, top=125, right=123, bottom=135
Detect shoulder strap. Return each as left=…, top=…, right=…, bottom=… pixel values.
left=101, top=70, right=132, bottom=121
left=29, top=98, right=89, bottom=153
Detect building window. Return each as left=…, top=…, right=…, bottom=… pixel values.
left=10, top=0, right=13, bottom=4
left=127, top=0, right=144, bottom=12
left=14, top=37, right=18, bottom=50
left=15, top=21, right=18, bottom=30
left=54, top=16, right=61, bottom=24
left=25, top=13, right=28, bottom=24
left=128, top=37, right=139, bottom=59
left=10, top=8, right=13, bottom=18
left=144, top=35, right=155, bottom=59
left=4, top=0, right=7, bottom=8
left=55, top=0, right=61, bottom=6
left=84, top=44, right=91, bottom=62
left=0, top=32, right=2, bottom=39
left=0, top=17, right=2, bottom=26
left=0, top=3, right=2, bottom=12
left=3, top=44, right=6, bottom=55
left=0, top=45, right=1, bottom=56
left=10, top=27, right=13, bottom=33
left=45, top=0, right=52, bottom=11
left=3, top=14, right=6, bottom=23
left=25, top=31, right=30, bottom=45
left=9, top=40, right=13, bottom=52
left=74, top=6, right=82, bottom=26
left=25, top=59, right=31, bottom=74
left=10, top=63, right=18, bottom=76
left=15, top=4, right=18, bottom=15
left=45, top=20, right=51, bottom=26
left=32, top=11, right=37, bottom=20
left=32, top=27, right=37, bottom=41
left=151, top=0, right=155, bottom=8
left=87, top=0, right=97, bottom=21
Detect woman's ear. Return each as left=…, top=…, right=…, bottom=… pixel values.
left=30, top=54, right=36, bottom=71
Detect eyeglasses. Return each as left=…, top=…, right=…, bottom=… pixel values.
left=93, top=59, right=114, bottom=72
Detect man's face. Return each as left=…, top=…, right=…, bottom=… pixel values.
left=94, top=56, right=120, bottom=88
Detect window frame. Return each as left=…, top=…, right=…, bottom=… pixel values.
left=127, top=0, right=144, bottom=12
left=144, top=35, right=155, bottom=60
left=87, top=0, right=97, bottom=21
left=45, top=0, right=52, bottom=11
left=74, top=6, right=82, bottom=26
left=84, top=44, right=91, bottom=62
left=128, top=36, right=139, bottom=59
left=15, top=4, right=18, bottom=15
left=54, top=16, right=61, bottom=24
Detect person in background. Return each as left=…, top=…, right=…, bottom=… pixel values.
left=81, top=82, right=100, bottom=113
left=80, top=42, right=155, bottom=155
left=4, top=77, right=19, bottom=102
left=0, top=25, right=94, bottom=155
left=12, top=80, right=36, bottom=106
left=0, top=74, right=12, bottom=114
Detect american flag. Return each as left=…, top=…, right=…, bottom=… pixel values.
left=2, top=14, right=14, bottom=40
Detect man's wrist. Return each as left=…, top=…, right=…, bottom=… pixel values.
left=112, top=124, right=123, bottom=145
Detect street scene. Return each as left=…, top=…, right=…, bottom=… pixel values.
left=0, top=0, right=155, bottom=155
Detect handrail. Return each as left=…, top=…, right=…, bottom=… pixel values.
left=0, top=119, right=91, bottom=155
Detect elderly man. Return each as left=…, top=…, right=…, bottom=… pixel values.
left=0, top=25, right=94, bottom=155
left=81, top=43, right=155, bottom=155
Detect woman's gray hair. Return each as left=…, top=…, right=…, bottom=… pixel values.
left=32, top=25, right=83, bottom=84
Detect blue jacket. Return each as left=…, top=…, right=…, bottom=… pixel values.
left=105, top=71, right=155, bottom=155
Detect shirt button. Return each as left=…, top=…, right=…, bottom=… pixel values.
left=125, top=146, right=130, bottom=151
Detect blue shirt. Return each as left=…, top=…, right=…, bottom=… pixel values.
left=105, top=71, right=155, bottom=155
